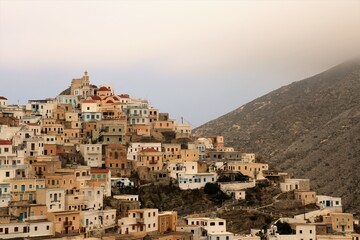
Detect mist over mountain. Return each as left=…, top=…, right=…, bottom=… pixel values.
left=195, top=59, right=360, bottom=215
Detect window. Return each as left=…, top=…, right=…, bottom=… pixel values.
left=34, top=226, right=37, bottom=231
left=5, top=171, right=10, bottom=177
left=210, top=222, right=215, bottom=226
left=299, top=230, right=302, bottom=234
left=14, top=227, right=18, bottom=232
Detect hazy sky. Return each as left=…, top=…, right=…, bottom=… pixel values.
left=1, top=0, right=359, bottom=127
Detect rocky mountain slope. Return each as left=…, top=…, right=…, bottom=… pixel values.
left=195, top=60, right=360, bottom=215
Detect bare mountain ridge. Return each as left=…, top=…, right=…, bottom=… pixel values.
left=194, top=60, right=360, bottom=215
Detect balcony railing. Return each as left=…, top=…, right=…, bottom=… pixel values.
left=136, top=218, right=144, bottom=223
left=149, top=160, right=158, bottom=164
left=64, top=221, right=72, bottom=227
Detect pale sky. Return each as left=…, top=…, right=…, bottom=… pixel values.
left=0, top=0, right=359, bottom=127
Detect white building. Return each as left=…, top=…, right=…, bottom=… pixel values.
left=295, top=224, right=316, bottom=240
left=241, top=153, right=256, bottom=163
left=26, top=100, right=57, bottom=119
left=25, top=137, right=44, bottom=157
left=185, top=216, right=234, bottom=240
left=111, top=177, right=134, bottom=188
left=65, top=187, right=104, bottom=211
left=113, top=195, right=139, bottom=201
left=174, top=122, right=191, bottom=135
left=80, top=144, right=103, bottom=167
left=0, top=220, right=53, bottom=239
left=127, top=142, right=162, bottom=161
left=0, top=96, right=8, bottom=107
left=126, top=102, right=150, bottom=126
left=167, top=161, right=198, bottom=179
left=36, top=188, right=66, bottom=212
left=317, top=195, right=342, bottom=211
left=0, top=167, right=17, bottom=182
left=0, top=105, right=26, bottom=120
left=280, top=179, right=310, bottom=192
left=80, top=209, right=116, bottom=233
left=0, top=182, right=10, bottom=207
left=178, top=173, right=217, bottom=190
left=56, top=95, right=78, bottom=109
left=81, top=100, right=101, bottom=122
left=118, top=208, right=158, bottom=235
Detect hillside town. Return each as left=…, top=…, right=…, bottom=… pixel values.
left=0, top=72, right=359, bottom=240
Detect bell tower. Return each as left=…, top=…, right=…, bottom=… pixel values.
left=82, top=70, right=91, bottom=98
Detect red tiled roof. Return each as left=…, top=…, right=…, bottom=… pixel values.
left=98, top=86, right=109, bottom=91
left=141, top=148, right=159, bottom=153
left=91, top=168, right=109, bottom=173
left=0, top=140, right=12, bottom=145
left=27, top=123, right=40, bottom=126
left=56, top=149, right=64, bottom=155
left=106, top=100, right=114, bottom=104
left=82, top=100, right=96, bottom=103
left=90, top=95, right=102, bottom=100
left=119, top=94, right=130, bottom=98
left=0, top=96, right=7, bottom=100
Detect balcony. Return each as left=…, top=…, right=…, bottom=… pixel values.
left=136, top=218, right=144, bottom=224
left=149, top=160, right=158, bottom=164
left=64, top=221, right=72, bottom=227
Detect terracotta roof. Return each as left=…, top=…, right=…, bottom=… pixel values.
left=141, top=148, right=159, bottom=153
left=91, top=168, right=109, bottom=173
left=98, top=86, right=110, bottom=91
left=119, top=94, right=130, bottom=98
left=106, top=100, right=114, bottom=104
left=82, top=100, right=96, bottom=103
left=90, top=95, right=102, bottom=100
left=56, top=149, right=64, bottom=155
left=0, top=140, right=12, bottom=145
left=0, top=96, right=7, bottom=100
left=27, top=123, right=40, bottom=126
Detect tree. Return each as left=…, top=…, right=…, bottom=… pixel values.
left=354, top=224, right=360, bottom=234
left=204, top=183, right=219, bottom=195
left=217, top=175, right=231, bottom=182
left=275, top=221, right=293, bottom=235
